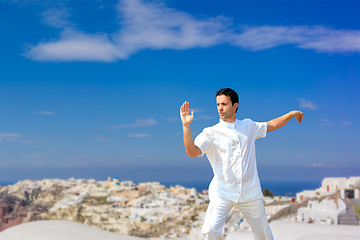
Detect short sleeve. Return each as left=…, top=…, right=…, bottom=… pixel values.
left=194, top=128, right=212, bottom=157
left=254, top=121, right=267, bottom=139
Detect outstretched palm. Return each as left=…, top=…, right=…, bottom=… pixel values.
left=180, top=101, right=194, bottom=126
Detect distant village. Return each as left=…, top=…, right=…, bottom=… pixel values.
left=0, top=176, right=359, bottom=239
left=0, top=177, right=208, bottom=238
left=296, top=177, right=360, bottom=226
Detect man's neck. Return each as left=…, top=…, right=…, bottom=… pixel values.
left=221, top=117, right=236, bottom=123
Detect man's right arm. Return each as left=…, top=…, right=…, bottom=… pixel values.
left=180, top=101, right=202, bottom=158
left=183, top=124, right=202, bottom=158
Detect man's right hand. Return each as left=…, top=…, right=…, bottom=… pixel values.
left=180, top=101, right=202, bottom=158
left=180, top=101, right=194, bottom=126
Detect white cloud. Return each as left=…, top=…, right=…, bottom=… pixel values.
left=36, top=111, right=55, bottom=115
left=128, top=133, right=151, bottom=138
left=298, top=98, right=318, bottom=110
left=24, top=0, right=360, bottom=62
left=232, top=25, right=360, bottom=53
left=0, top=133, right=32, bottom=143
left=94, top=136, right=110, bottom=142
left=232, top=25, right=308, bottom=51
left=114, top=0, right=229, bottom=54
left=297, top=27, right=360, bottom=53
left=0, top=133, right=22, bottom=142
left=304, top=163, right=344, bottom=168
left=342, top=121, right=352, bottom=126
left=24, top=28, right=125, bottom=62
left=42, top=6, right=71, bottom=28
left=166, top=117, right=177, bottom=122
left=109, top=118, right=158, bottom=129
left=319, top=118, right=335, bottom=126
left=318, top=120, right=352, bottom=127
left=304, top=163, right=324, bottom=167
left=191, top=108, right=205, bottom=113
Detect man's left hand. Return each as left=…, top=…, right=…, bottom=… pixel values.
left=291, top=110, right=303, bottom=123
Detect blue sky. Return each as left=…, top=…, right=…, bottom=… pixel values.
left=0, top=0, right=359, bottom=183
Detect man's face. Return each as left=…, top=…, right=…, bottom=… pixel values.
left=216, top=95, right=238, bottom=122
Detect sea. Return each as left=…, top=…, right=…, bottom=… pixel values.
left=0, top=180, right=322, bottom=197
left=161, top=180, right=322, bottom=197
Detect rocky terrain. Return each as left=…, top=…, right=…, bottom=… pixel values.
left=0, top=178, right=297, bottom=239
left=0, top=179, right=209, bottom=238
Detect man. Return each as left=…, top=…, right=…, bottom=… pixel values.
left=180, top=88, right=303, bottom=240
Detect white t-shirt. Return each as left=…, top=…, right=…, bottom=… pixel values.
left=194, top=118, right=267, bottom=203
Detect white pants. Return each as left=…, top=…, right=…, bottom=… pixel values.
left=202, top=197, right=273, bottom=240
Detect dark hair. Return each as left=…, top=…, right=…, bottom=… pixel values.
left=216, top=88, right=239, bottom=112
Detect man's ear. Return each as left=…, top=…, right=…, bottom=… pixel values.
left=233, top=102, right=239, bottom=111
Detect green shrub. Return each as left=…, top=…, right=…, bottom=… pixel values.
left=263, top=188, right=274, bottom=197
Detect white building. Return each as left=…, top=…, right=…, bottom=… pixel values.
left=318, top=177, right=348, bottom=193
left=296, top=177, right=360, bottom=202
left=297, top=199, right=346, bottom=225
left=348, top=177, right=360, bottom=189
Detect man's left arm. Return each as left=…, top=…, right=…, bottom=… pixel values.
left=266, top=110, right=303, bottom=133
